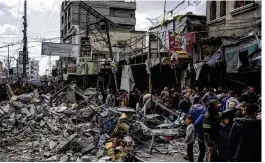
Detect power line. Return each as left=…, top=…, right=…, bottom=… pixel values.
left=40, top=1, right=57, bottom=34
left=12, top=0, right=21, bottom=45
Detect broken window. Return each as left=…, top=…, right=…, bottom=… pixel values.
left=220, top=1, right=226, bottom=17
left=235, top=1, right=253, bottom=9
left=210, top=1, right=216, bottom=21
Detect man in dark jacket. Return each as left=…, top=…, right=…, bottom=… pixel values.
left=203, top=99, right=221, bottom=162
left=228, top=104, right=261, bottom=162
left=188, top=97, right=206, bottom=162
left=238, top=86, right=258, bottom=104
left=201, top=89, right=217, bottom=106
left=178, top=95, right=190, bottom=114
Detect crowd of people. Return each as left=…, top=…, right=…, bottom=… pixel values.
left=104, top=85, right=261, bottom=162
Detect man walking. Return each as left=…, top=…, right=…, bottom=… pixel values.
left=188, top=97, right=206, bottom=162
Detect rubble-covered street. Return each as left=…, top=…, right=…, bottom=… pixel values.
left=0, top=0, right=262, bottom=162
left=0, top=83, right=196, bottom=162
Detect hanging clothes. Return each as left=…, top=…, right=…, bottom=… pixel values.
left=120, top=65, right=135, bottom=93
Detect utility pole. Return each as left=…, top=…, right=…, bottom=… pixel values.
left=22, top=0, right=27, bottom=80
left=163, top=0, right=167, bottom=23
left=7, top=44, right=10, bottom=79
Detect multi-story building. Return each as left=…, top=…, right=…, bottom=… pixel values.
left=58, top=0, right=146, bottom=85
left=206, top=1, right=261, bottom=37
left=148, top=13, right=206, bottom=89
left=192, top=0, right=261, bottom=90
left=60, top=0, right=136, bottom=40
left=12, top=59, right=40, bottom=81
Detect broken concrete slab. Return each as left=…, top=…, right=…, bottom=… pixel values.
left=43, top=151, right=51, bottom=157
left=33, top=141, right=41, bottom=148
left=21, top=108, right=32, bottom=117
left=81, top=143, right=95, bottom=154
left=40, top=120, right=45, bottom=127
left=63, top=130, right=70, bottom=138
left=56, top=133, right=77, bottom=153
left=81, top=155, right=91, bottom=162
left=60, top=155, right=69, bottom=162
left=49, top=141, right=57, bottom=150
left=2, top=104, right=10, bottom=113
left=46, top=155, right=57, bottom=161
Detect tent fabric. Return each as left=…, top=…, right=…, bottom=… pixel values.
left=224, top=46, right=242, bottom=73
left=206, top=48, right=223, bottom=67
left=193, top=62, right=205, bottom=80
left=120, top=65, right=135, bottom=93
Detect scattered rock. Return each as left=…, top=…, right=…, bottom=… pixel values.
left=81, top=155, right=91, bottom=162
left=49, top=141, right=57, bottom=150
left=40, top=120, right=45, bottom=127
left=43, top=151, right=51, bottom=157
left=60, top=155, right=68, bottom=162
left=33, top=141, right=41, bottom=148
left=46, top=155, right=57, bottom=161
left=21, top=108, right=32, bottom=117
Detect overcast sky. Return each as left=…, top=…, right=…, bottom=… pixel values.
left=0, top=0, right=206, bottom=75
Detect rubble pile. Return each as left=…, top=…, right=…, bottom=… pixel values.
left=0, top=84, right=189, bottom=162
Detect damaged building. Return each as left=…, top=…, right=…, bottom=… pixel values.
left=192, top=0, right=261, bottom=92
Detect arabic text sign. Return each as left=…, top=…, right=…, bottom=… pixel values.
left=41, top=42, right=80, bottom=57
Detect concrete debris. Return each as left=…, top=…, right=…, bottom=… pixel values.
left=43, top=151, right=51, bottom=157
left=81, top=155, right=92, bottom=162
left=60, top=155, right=69, bottom=162
left=46, top=155, right=58, bottom=161
left=48, top=140, right=57, bottom=150
left=0, top=84, right=188, bottom=162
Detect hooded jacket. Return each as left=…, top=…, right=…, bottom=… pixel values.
left=189, top=104, right=206, bottom=139
left=203, top=105, right=220, bottom=146
left=228, top=118, right=261, bottom=162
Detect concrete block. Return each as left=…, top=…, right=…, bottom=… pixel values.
left=60, top=155, right=69, bottom=162
left=49, top=141, right=57, bottom=150
left=46, top=155, right=57, bottom=161
left=81, top=155, right=91, bottom=162
left=21, top=108, right=32, bottom=117
left=57, top=134, right=77, bottom=153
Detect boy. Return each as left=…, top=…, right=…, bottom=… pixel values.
left=185, top=115, right=195, bottom=162
left=218, top=116, right=232, bottom=162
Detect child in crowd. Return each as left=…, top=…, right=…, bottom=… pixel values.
left=219, top=116, right=232, bottom=162
left=185, top=115, right=195, bottom=162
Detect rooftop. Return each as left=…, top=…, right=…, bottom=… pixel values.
left=149, top=12, right=206, bottom=30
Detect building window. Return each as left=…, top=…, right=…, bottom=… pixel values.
left=210, top=1, right=216, bottom=20
left=220, top=1, right=226, bottom=17
left=235, top=1, right=253, bottom=9
left=109, top=8, right=115, bottom=16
